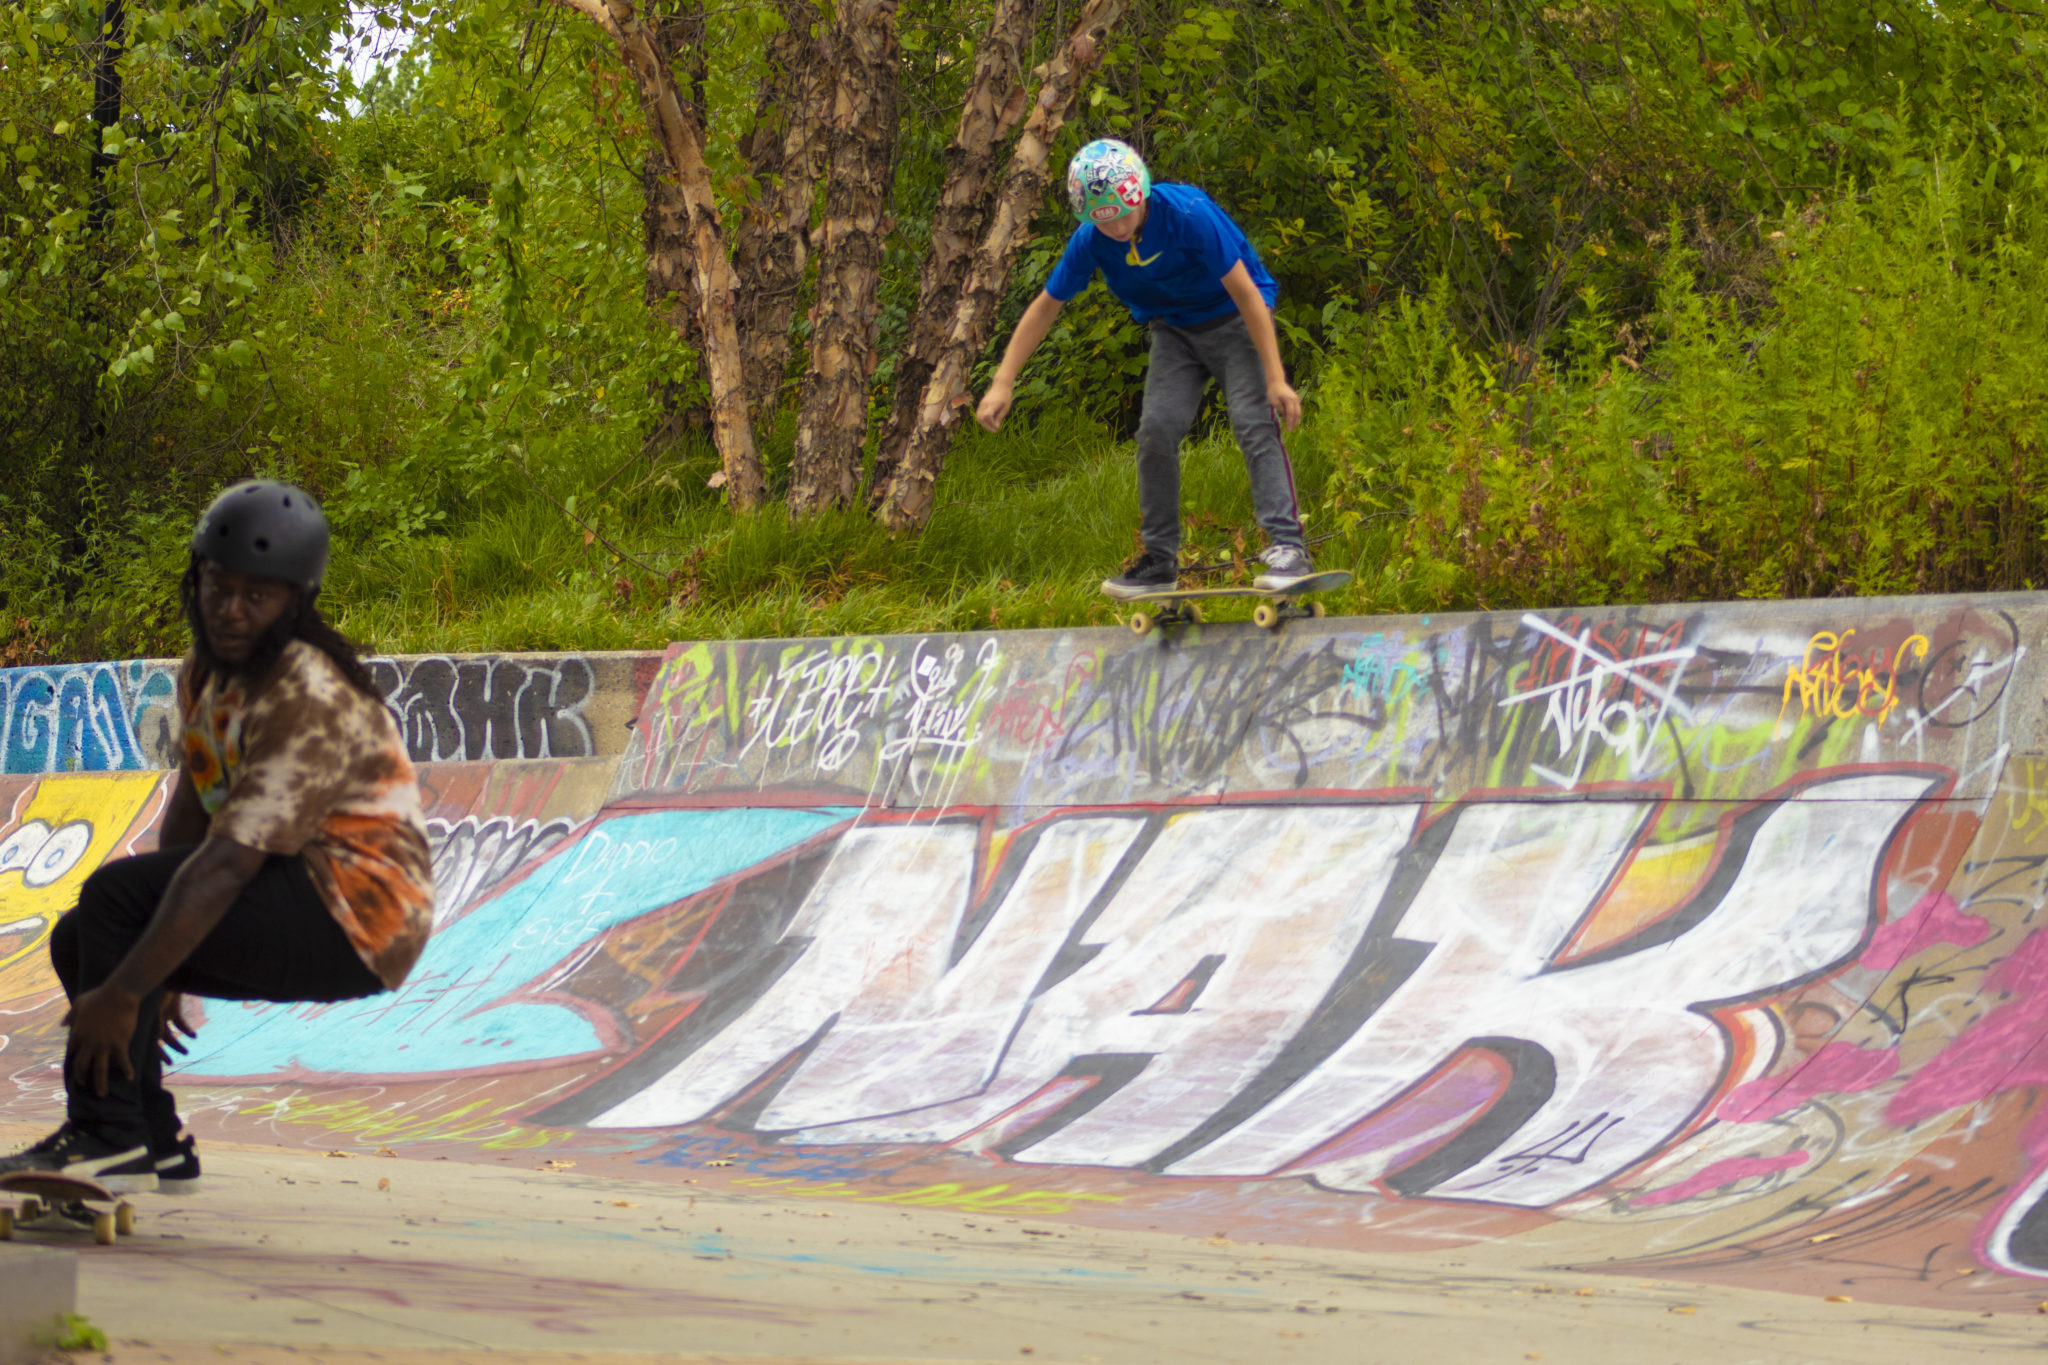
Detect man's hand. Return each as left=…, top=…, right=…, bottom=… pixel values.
left=64, top=985, right=141, bottom=1097
left=976, top=379, right=1015, bottom=433
left=1267, top=380, right=1303, bottom=431
left=158, top=991, right=197, bottom=1065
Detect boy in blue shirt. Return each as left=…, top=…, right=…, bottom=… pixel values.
left=975, top=138, right=1314, bottom=596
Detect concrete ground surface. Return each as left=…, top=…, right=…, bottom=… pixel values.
left=0, top=1130, right=2041, bottom=1365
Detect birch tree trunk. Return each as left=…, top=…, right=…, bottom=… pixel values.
left=865, top=0, right=1039, bottom=508
left=642, top=0, right=703, bottom=429
left=642, top=124, right=705, bottom=440
left=545, top=0, right=767, bottom=509
left=732, top=0, right=830, bottom=421
left=874, top=0, right=1130, bottom=531
left=787, top=0, right=900, bottom=515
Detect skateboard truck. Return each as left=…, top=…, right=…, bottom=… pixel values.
left=0, top=1172, right=137, bottom=1245
left=1130, top=600, right=1203, bottom=635
left=1251, top=598, right=1326, bottom=631
left=1128, top=597, right=1327, bottom=635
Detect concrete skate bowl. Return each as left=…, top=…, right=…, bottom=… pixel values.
left=4, top=600, right=2048, bottom=1313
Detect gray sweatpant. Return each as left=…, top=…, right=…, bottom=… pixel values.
left=1136, top=313, right=1305, bottom=561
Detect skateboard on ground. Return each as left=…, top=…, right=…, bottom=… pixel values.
left=0, top=1171, right=137, bottom=1245
left=1113, top=570, right=1352, bottom=635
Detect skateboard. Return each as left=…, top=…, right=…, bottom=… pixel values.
left=1112, top=570, right=1352, bottom=635
left=0, top=1172, right=137, bottom=1245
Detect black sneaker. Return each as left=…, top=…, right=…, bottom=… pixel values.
left=0, top=1123, right=155, bottom=1193
left=1102, top=549, right=1179, bottom=600
left=152, top=1125, right=203, bottom=1194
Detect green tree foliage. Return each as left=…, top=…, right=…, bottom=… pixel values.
left=5, top=0, right=2048, bottom=661
left=1325, top=159, right=2048, bottom=608
left=0, top=0, right=345, bottom=652
left=1308, top=2, right=2048, bottom=609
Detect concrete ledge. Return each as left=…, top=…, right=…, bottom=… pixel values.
left=0, top=1243, right=76, bottom=1364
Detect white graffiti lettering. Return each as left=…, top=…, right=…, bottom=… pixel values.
left=740, top=646, right=897, bottom=773
left=1498, top=614, right=1698, bottom=789
left=587, top=775, right=1929, bottom=1209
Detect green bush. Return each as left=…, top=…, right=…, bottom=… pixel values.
left=1322, top=152, right=2048, bottom=611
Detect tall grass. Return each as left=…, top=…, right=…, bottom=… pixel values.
left=320, top=399, right=1349, bottom=654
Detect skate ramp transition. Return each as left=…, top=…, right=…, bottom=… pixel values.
left=5, top=597, right=2048, bottom=1311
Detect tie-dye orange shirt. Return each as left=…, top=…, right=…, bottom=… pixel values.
left=178, top=641, right=434, bottom=988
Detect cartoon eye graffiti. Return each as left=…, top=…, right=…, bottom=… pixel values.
left=0, top=819, right=94, bottom=889
left=25, top=822, right=93, bottom=888
left=0, top=821, right=52, bottom=876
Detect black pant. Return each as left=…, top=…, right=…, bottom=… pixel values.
left=51, top=846, right=385, bottom=1147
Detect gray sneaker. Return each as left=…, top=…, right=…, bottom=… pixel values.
left=1253, top=543, right=1315, bottom=591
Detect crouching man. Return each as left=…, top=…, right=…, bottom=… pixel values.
left=0, top=481, right=434, bottom=1191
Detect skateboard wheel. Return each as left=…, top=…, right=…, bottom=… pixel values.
left=1129, top=612, right=1154, bottom=637
left=92, top=1211, right=114, bottom=1245
left=115, top=1202, right=135, bottom=1236
left=1184, top=603, right=1204, bottom=624
left=1309, top=601, right=1326, bottom=619
left=18, top=1196, right=41, bottom=1221
left=1253, top=602, right=1280, bottom=630
left=0, top=1208, right=12, bottom=1240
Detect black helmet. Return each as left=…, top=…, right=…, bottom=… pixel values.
left=190, top=480, right=330, bottom=594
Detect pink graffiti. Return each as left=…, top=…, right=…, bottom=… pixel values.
left=1861, top=892, right=1992, bottom=971
left=987, top=683, right=1066, bottom=748
left=1888, top=929, right=2048, bottom=1130
left=1633, top=1151, right=1811, bottom=1208
left=1717, top=1042, right=1900, bottom=1123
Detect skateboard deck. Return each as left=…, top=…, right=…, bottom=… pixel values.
left=0, top=1171, right=136, bottom=1244
left=1110, top=570, right=1351, bottom=634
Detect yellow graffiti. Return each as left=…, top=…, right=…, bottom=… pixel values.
left=730, top=1176, right=1123, bottom=1215
left=0, top=773, right=164, bottom=996
left=644, top=642, right=721, bottom=757
left=233, top=1095, right=563, bottom=1151
left=2011, top=758, right=2048, bottom=833
left=1778, top=630, right=1929, bottom=729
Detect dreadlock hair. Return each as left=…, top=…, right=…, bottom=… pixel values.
left=178, top=555, right=382, bottom=700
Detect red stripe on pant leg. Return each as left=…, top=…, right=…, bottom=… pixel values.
left=1273, top=419, right=1301, bottom=527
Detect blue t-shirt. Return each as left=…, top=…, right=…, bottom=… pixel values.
left=1044, top=182, right=1278, bottom=327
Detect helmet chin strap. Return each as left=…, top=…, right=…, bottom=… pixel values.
left=1117, top=204, right=1151, bottom=263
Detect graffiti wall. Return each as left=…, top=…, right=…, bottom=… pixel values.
left=6, top=597, right=2048, bottom=1310
left=0, top=651, right=659, bottom=773
left=368, top=652, right=659, bottom=763
left=0, top=661, right=180, bottom=774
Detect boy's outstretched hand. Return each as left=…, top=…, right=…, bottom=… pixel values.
left=1268, top=380, right=1303, bottom=430
left=976, top=379, right=1015, bottom=433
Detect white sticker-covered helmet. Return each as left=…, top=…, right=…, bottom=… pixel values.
left=1067, top=138, right=1150, bottom=224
